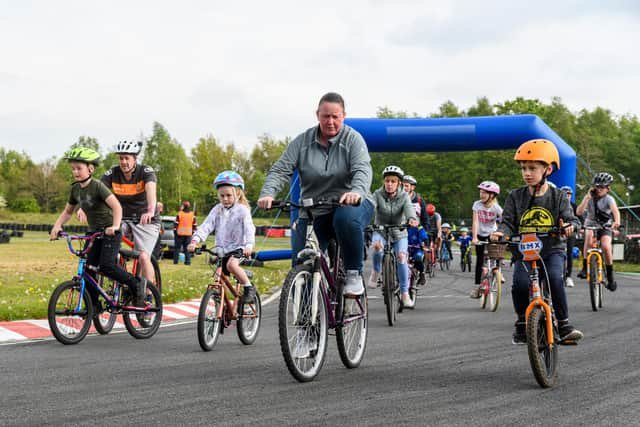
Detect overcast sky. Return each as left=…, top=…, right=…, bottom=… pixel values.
left=1, top=0, right=638, bottom=163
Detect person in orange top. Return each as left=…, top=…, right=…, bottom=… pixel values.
left=174, top=201, right=197, bottom=265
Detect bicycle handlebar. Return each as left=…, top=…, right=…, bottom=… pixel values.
left=56, top=231, right=104, bottom=257
left=266, top=198, right=355, bottom=212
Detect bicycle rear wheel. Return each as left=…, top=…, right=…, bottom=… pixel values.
left=480, top=277, right=489, bottom=309
left=383, top=254, right=397, bottom=326
left=123, top=283, right=162, bottom=339
left=48, top=280, right=93, bottom=345
left=237, top=291, right=262, bottom=345
left=93, top=275, right=118, bottom=335
left=588, top=256, right=600, bottom=312
left=150, top=255, right=162, bottom=293
left=489, top=269, right=502, bottom=312
left=526, top=306, right=558, bottom=388
left=197, top=288, right=223, bottom=351
left=336, top=288, right=368, bottom=369
left=279, top=264, right=328, bottom=382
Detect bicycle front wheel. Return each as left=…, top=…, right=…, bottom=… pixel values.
left=237, top=291, right=262, bottom=345
left=526, top=306, right=558, bottom=388
left=48, top=281, right=93, bottom=345
left=383, top=254, right=397, bottom=326
left=151, top=255, right=162, bottom=293
left=336, top=288, right=368, bottom=369
left=489, top=269, right=502, bottom=312
left=588, top=255, right=600, bottom=312
left=279, top=264, right=328, bottom=382
left=197, top=288, right=223, bottom=351
left=123, top=283, right=162, bottom=339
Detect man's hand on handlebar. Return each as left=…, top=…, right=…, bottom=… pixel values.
left=338, top=192, right=361, bottom=206
left=257, top=196, right=274, bottom=210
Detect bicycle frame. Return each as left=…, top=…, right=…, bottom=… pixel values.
left=584, top=227, right=605, bottom=286
left=208, top=259, right=258, bottom=325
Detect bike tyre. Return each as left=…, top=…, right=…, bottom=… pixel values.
left=92, top=275, right=117, bottom=335
left=336, top=288, right=368, bottom=369
left=197, top=288, right=223, bottom=351
left=237, top=291, right=262, bottom=345
left=383, top=254, right=397, bottom=326
left=48, top=281, right=93, bottom=345
left=279, top=264, right=328, bottom=382
left=526, top=306, right=558, bottom=388
left=588, top=255, right=599, bottom=312
left=480, top=277, right=488, bottom=309
left=489, top=269, right=502, bottom=312
left=123, top=283, right=162, bottom=339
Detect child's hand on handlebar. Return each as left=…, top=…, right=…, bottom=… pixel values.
left=490, top=231, right=503, bottom=242
left=187, top=242, right=197, bottom=253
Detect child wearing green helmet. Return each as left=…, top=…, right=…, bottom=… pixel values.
left=50, top=147, right=148, bottom=306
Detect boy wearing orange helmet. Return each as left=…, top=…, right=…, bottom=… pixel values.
left=491, top=139, right=583, bottom=345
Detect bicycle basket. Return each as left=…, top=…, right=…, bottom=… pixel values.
left=487, top=243, right=506, bottom=259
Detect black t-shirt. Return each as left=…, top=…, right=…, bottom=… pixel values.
left=102, top=164, right=157, bottom=220
left=68, top=179, right=114, bottom=231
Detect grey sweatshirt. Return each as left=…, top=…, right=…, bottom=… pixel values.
left=372, top=187, right=416, bottom=242
left=498, top=185, right=580, bottom=259
left=260, top=124, right=373, bottom=217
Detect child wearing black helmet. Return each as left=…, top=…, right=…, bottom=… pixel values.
left=576, top=172, right=621, bottom=290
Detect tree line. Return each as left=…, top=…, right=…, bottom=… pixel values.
left=1, top=97, right=638, bottom=224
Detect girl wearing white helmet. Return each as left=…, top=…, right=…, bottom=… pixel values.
left=369, top=165, right=419, bottom=307
left=470, top=181, right=503, bottom=298
left=188, top=171, right=257, bottom=303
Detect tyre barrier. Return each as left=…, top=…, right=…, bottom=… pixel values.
left=0, top=230, right=10, bottom=244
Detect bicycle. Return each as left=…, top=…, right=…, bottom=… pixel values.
left=439, top=240, right=451, bottom=270
left=93, top=217, right=163, bottom=335
left=269, top=199, right=368, bottom=382
left=425, top=239, right=437, bottom=278
left=475, top=242, right=505, bottom=312
left=367, top=224, right=415, bottom=326
left=501, top=227, right=574, bottom=388
left=460, top=245, right=472, bottom=272
left=48, top=232, right=163, bottom=345
left=195, top=246, right=262, bottom=351
left=583, top=224, right=615, bottom=311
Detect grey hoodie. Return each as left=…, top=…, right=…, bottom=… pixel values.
left=372, top=186, right=416, bottom=242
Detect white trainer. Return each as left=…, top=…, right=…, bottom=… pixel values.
left=344, top=270, right=364, bottom=296
left=401, top=293, right=414, bottom=308
left=565, top=277, right=575, bottom=288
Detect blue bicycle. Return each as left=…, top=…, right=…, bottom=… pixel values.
left=439, top=242, right=451, bottom=270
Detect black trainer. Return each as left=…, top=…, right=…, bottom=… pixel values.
left=512, top=321, right=526, bottom=345
left=558, top=321, right=584, bottom=343
left=241, top=285, right=256, bottom=303
left=577, top=269, right=587, bottom=279
left=606, top=273, right=617, bottom=291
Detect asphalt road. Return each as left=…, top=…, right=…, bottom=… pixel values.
left=1, top=262, right=639, bottom=426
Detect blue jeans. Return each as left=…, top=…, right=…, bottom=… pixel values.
left=512, top=251, right=569, bottom=322
left=371, top=233, right=410, bottom=293
left=291, top=199, right=374, bottom=272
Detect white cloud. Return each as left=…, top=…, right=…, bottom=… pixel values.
left=0, top=0, right=638, bottom=162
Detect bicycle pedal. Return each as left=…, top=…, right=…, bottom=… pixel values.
left=559, top=339, right=578, bottom=346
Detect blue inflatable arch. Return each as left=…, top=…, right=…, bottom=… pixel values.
left=254, top=114, right=576, bottom=262
left=345, top=114, right=576, bottom=190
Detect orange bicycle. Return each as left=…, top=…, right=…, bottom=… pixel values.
left=196, top=246, right=262, bottom=351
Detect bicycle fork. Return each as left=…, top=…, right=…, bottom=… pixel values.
left=525, top=279, right=555, bottom=348
left=586, top=249, right=604, bottom=285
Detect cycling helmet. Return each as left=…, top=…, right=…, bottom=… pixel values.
left=442, top=222, right=451, bottom=229
left=592, top=172, right=613, bottom=187
left=214, top=170, right=245, bottom=190
left=403, top=175, right=417, bottom=185
left=382, top=165, right=404, bottom=180
left=115, top=140, right=142, bottom=155
left=559, top=185, right=573, bottom=194
left=64, top=147, right=101, bottom=165
left=477, top=180, right=500, bottom=195
left=514, top=139, right=560, bottom=171
left=460, top=227, right=469, bottom=232
left=426, top=203, right=436, bottom=216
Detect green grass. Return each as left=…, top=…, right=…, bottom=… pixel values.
left=0, top=230, right=292, bottom=321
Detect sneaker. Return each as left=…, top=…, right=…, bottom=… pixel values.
left=401, top=293, right=415, bottom=308
left=135, top=278, right=148, bottom=307
left=606, top=280, right=617, bottom=292
left=558, top=322, right=584, bottom=343
left=291, top=328, right=316, bottom=358
left=367, top=274, right=379, bottom=289
left=577, top=269, right=587, bottom=279
left=565, top=277, right=575, bottom=288
left=417, top=272, right=426, bottom=287
left=512, top=321, right=526, bottom=345
left=469, top=286, right=481, bottom=299
left=344, top=270, right=364, bottom=296
left=241, top=285, right=256, bottom=303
